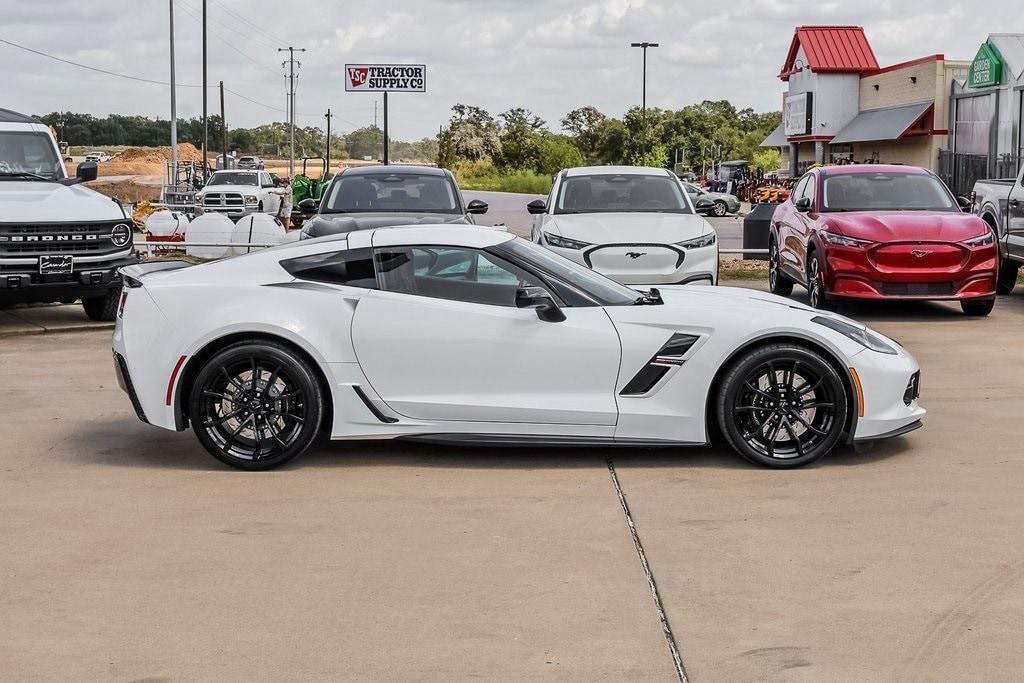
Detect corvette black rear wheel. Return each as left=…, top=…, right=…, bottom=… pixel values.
left=189, top=342, right=322, bottom=470
left=717, top=344, right=848, bottom=468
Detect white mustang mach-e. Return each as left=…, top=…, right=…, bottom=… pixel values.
left=113, top=226, right=924, bottom=470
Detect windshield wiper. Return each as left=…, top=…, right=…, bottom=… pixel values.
left=0, top=171, right=57, bottom=181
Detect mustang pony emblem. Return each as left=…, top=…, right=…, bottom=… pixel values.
left=625, top=251, right=647, bottom=259
left=911, top=249, right=929, bottom=258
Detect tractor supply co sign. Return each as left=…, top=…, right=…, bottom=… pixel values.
left=345, top=64, right=427, bottom=92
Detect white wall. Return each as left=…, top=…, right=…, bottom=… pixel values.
left=784, top=47, right=861, bottom=137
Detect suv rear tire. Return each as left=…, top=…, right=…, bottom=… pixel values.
left=82, top=287, right=121, bottom=321
left=996, top=260, right=1019, bottom=295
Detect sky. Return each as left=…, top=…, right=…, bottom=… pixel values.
left=1, top=0, right=1014, bottom=141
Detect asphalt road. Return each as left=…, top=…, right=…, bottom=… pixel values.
left=464, top=190, right=747, bottom=252
left=3, top=285, right=1024, bottom=679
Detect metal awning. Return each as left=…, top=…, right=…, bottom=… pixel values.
left=830, top=101, right=933, bottom=144
left=760, top=123, right=788, bottom=147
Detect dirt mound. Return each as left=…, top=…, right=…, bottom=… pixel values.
left=86, top=180, right=161, bottom=204
left=117, top=143, right=204, bottom=164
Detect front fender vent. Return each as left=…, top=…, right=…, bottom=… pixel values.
left=620, top=333, right=700, bottom=396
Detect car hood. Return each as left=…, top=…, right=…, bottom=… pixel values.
left=0, top=180, right=126, bottom=222
left=303, top=212, right=471, bottom=237
left=547, top=212, right=713, bottom=244
left=821, top=211, right=989, bottom=242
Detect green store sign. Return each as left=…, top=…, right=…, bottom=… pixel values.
left=968, top=42, right=1003, bottom=88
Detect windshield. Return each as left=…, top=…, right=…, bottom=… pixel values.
left=0, top=132, right=62, bottom=179
left=822, top=172, right=957, bottom=212
left=322, top=173, right=460, bottom=214
left=492, top=238, right=639, bottom=306
left=555, top=174, right=692, bottom=215
left=207, top=172, right=258, bottom=186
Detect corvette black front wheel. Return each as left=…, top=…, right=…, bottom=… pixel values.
left=188, top=341, right=323, bottom=470
left=717, top=343, right=848, bottom=468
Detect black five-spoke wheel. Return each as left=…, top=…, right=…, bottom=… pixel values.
left=189, top=341, right=323, bottom=470
left=717, top=344, right=849, bottom=468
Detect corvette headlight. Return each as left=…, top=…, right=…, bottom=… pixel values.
left=812, top=316, right=898, bottom=355
left=962, top=231, right=994, bottom=247
left=544, top=232, right=591, bottom=250
left=244, top=195, right=258, bottom=205
left=677, top=232, right=717, bottom=249
left=821, top=231, right=872, bottom=248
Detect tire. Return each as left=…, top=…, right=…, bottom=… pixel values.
left=712, top=200, right=728, bottom=217
left=717, top=343, right=848, bottom=468
left=961, top=298, right=995, bottom=316
left=82, top=287, right=121, bottom=321
left=807, top=251, right=833, bottom=310
left=768, top=239, right=794, bottom=296
left=996, top=259, right=1019, bottom=295
left=188, top=341, right=323, bottom=470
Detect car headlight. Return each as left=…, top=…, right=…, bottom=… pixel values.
left=962, top=231, right=994, bottom=247
left=543, top=232, right=591, bottom=250
left=677, top=232, right=717, bottom=249
left=110, top=223, right=133, bottom=248
left=821, top=231, right=872, bottom=248
left=812, top=315, right=898, bottom=355
left=244, top=195, right=258, bottom=205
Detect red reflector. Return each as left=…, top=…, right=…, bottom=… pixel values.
left=166, top=355, right=187, bottom=406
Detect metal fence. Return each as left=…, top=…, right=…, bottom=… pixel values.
left=938, top=151, right=1022, bottom=197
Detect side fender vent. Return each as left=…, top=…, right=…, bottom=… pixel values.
left=620, top=333, right=700, bottom=396
left=352, top=385, right=398, bottom=423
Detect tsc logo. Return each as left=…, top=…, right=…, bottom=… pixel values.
left=347, top=67, right=368, bottom=87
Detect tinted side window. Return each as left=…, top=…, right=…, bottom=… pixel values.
left=280, top=247, right=377, bottom=288
left=804, top=174, right=817, bottom=206
left=374, top=246, right=545, bottom=307
left=793, top=176, right=810, bottom=202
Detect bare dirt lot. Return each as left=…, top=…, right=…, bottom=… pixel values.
left=2, top=287, right=1023, bottom=680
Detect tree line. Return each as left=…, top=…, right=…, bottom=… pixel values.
left=437, top=100, right=782, bottom=176
left=35, top=111, right=438, bottom=163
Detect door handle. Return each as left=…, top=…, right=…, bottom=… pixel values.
left=1010, top=199, right=1020, bottom=207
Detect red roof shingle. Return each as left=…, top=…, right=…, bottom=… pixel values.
left=779, top=26, right=879, bottom=80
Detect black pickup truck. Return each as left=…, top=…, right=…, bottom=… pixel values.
left=972, top=165, right=1024, bottom=295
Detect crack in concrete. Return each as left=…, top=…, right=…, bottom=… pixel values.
left=606, top=457, right=688, bottom=683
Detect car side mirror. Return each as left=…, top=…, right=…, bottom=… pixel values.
left=516, top=286, right=565, bottom=322
left=466, top=198, right=488, bottom=215
left=527, top=199, right=547, bottom=215
left=956, top=195, right=973, bottom=210
left=298, top=198, right=319, bottom=214
left=76, top=161, right=98, bottom=183
left=795, top=196, right=812, bottom=212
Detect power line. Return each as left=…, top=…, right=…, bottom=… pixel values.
left=176, top=1, right=280, bottom=79
left=213, top=1, right=287, bottom=49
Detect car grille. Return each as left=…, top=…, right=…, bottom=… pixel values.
left=904, top=371, right=921, bottom=405
left=0, top=221, right=127, bottom=257
left=202, top=192, right=245, bottom=208
left=880, top=282, right=955, bottom=296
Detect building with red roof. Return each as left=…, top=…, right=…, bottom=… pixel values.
left=761, top=26, right=967, bottom=175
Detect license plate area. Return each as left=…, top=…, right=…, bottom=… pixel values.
left=39, top=255, right=74, bottom=275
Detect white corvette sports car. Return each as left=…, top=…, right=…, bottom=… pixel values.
left=113, top=226, right=924, bottom=470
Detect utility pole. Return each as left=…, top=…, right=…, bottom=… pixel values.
left=324, top=109, right=332, bottom=176
left=278, top=46, right=306, bottom=178
left=219, top=81, right=227, bottom=170
left=168, top=0, right=177, bottom=184
left=201, top=0, right=208, bottom=179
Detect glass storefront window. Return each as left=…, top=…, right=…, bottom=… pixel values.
left=954, top=94, right=993, bottom=156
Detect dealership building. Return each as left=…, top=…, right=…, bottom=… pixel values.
left=761, top=26, right=968, bottom=175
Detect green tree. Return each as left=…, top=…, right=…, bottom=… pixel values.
left=561, top=106, right=607, bottom=162
left=535, top=135, right=584, bottom=176
left=751, top=148, right=783, bottom=173
left=345, top=125, right=384, bottom=160
left=438, top=104, right=501, bottom=168
left=494, top=107, right=546, bottom=171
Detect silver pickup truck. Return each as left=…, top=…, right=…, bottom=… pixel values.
left=973, top=165, right=1024, bottom=295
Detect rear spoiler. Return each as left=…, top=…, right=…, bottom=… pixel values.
left=119, top=260, right=192, bottom=288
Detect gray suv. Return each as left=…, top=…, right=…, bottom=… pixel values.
left=237, top=156, right=264, bottom=170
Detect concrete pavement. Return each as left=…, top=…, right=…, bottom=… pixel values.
left=2, top=286, right=1023, bottom=680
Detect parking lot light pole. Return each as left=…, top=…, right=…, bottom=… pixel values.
left=630, top=42, right=658, bottom=118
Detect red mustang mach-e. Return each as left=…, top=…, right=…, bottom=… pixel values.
left=769, top=165, right=998, bottom=316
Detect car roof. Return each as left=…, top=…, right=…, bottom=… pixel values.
left=0, top=108, right=38, bottom=124
left=342, top=164, right=448, bottom=177
left=818, top=164, right=929, bottom=177
left=563, top=165, right=672, bottom=177
left=212, top=168, right=259, bottom=173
